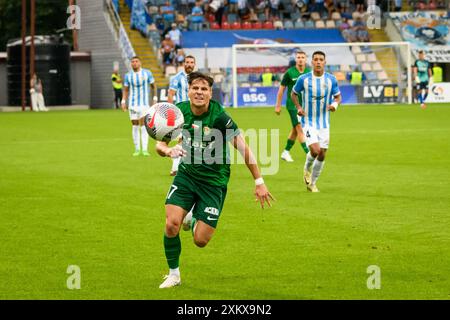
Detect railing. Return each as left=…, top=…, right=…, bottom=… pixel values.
left=104, top=0, right=135, bottom=72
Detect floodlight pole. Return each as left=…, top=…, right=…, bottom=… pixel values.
left=69, top=0, right=79, bottom=51
left=30, top=0, right=36, bottom=93
left=21, top=0, right=27, bottom=111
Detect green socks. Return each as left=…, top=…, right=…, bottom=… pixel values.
left=164, top=234, right=181, bottom=269
left=285, top=139, right=295, bottom=151
left=301, top=142, right=309, bottom=154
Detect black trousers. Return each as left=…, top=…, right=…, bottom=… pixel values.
left=114, top=88, right=122, bottom=109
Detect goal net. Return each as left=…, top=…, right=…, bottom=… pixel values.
left=231, top=42, right=412, bottom=108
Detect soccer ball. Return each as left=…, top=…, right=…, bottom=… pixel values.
left=144, top=102, right=184, bottom=142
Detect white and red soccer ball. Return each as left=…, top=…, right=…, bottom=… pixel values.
left=144, top=102, right=184, bottom=142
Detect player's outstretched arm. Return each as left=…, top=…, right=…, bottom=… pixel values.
left=156, top=140, right=185, bottom=158
left=232, top=134, right=274, bottom=209
left=275, top=85, right=286, bottom=115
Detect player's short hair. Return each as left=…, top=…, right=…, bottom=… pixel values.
left=295, top=50, right=307, bottom=56
left=188, top=72, right=214, bottom=87
left=312, top=51, right=326, bottom=59
left=185, top=55, right=196, bottom=62
left=131, top=56, right=140, bottom=61
left=418, top=50, right=424, bottom=54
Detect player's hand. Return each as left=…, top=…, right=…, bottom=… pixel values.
left=166, top=144, right=186, bottom=158
left=327, top=102, right=338, bottom=112
left=297, top=107, right=305, bottom=116
left=275, top=105, right=281, bottom=115
left=254, top=184, right=275, bottom=209
left=121, top=101, right=127, bottom=112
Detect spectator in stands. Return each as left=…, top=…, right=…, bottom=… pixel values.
left=311, top=0, right=326, bottom=16
left=273, top=16, right=283, bottom=29
left=168, top=23, right=182, bottom=48
left=253, top=0, right=269, bottom=21
left=161, top=34, right=175, bottom=67
left=237, top=0, right=251, bottom=21
left=394, top=0, right=402, bottom=11
left=295, top=0, right=310, bottom=14
left=229, top=0, right=239, bottom=13
left=324, top=0, right=335, bottom=17
left=346, top=66, right=366, bottom=85
left=260, top=68, right=277, bottom=86
left=268, top=0, right=281, bottom=19
left=210, top=0, right=226, bottom=27
left=353, top=0, right=365, bottom=13
left=161, top=1, right=176, bottom=29
left=340, top=18, right=358, bottom=42
left=111, top=67, right=123, bottom=109
left=352, top=17, right=370, bottom=42
left=174, top=48, right=186, bottom=66
left=190, top=1, right=204, bottom=31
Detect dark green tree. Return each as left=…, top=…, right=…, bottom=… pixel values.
left=0, top=0, right=73, bottom=51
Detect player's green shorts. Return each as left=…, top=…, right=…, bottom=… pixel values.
left=287, top=108, right=299, bottom=127
left=165, top=171, right=228, bottom=228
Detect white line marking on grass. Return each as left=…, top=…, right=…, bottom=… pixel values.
left=0, top=138, right=128, bottom=145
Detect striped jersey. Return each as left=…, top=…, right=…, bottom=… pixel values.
left=169, top=71, right=189, bottom=103
left=123, top=68, right=155, bottom=107
left=292, top=72, right=340, bottom=129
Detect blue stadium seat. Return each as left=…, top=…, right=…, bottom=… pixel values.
left=284, top=20, right=294, bottom=30
left=294, top=19, right=304, bottom=29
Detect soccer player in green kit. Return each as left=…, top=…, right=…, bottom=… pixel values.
left=155, top=72, right=274, bottom=288
left=275, top=51, right=311, bottom=162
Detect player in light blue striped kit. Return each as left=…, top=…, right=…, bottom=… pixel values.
left=167, top=55, right=196, bottom=175
left=291, top=51, right=342, bottom=192
left=121, top=56, right=158, bottom=156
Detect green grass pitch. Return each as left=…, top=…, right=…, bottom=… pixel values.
left=1, top=104, right=449, bottom=300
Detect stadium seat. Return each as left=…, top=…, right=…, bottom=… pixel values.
left=367, top=53, right=377, bottom=62
left=352, top=11, right=362, bottom=20
left=372, top=62, right=383, bottom=71
left=165, top=66, right=176, bottom=77
left=377, top=71, right=388, bottom=81
left=315, top=20, right=325, bottom=28
left=222, top=21, right=230, bottom=29
left=325, top=20, right=336, bottom=28
left=304, top=19, right=314, bottom=28
left=210, top=68, right=221, bottom=74
left=351, top=46, right=362, bottom=54
left=311, top=12, right=321, bottom=21
left=242, top=21, right=252, bottom=29
left=149, top=6, right=159, bottom=14
left=274, top=20, right=283, bottom=29
left=333, top=71, right=346, bottom=81
left=340, top=64, right=351, bottom=72
left=331, top=11, right=341, bottom=20
left=356, top=54, right=366, bottom=63
left=252, top=82, right=262, bottom=87
left=361, top=63, right=372, bottom=71
left=258, top=13, right=266, bottom=22
left=210, top=22, right=220, bottom=29
left=294, top=19, right=304, bottom=29
left=347, top=19, right=354, bottom=27
left=241, top=82, right=251, bottom=87
left=207, top=14, right=216, bottom=23
left=252, top=21, right=262, bottom=29
left=263, top=21, right=274, bottom=29
left=231, top=21, right=241, bottom=29
left=284, top=20, right=294, bottom=29
left=228, top=13, right=238, bottom=23
left=290, top=11, right=300, bottom=21
left=367, top=72, right=378, bottom=82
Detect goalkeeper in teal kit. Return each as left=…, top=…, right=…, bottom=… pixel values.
left=155, top=72, right=274, bottom=288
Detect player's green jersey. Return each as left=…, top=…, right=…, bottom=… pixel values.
left=281, top=66, right=311, bottom=110
left=176, top=100, right=240, bottom=187
left=415, top=59, right=431, bottom=83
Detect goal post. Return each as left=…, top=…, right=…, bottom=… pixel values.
left=231, top=42, right=412, bottom=108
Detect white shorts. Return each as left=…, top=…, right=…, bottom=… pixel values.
left=129, top=105, right=150, bottom=121
left=304, top=125, right=330, bottom=149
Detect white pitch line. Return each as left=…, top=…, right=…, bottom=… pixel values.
left=0, top=137, right=129, bottom=145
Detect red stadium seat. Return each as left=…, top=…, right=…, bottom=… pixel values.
left=222, top=21, right=230, bottom=29
left=263, top=21, right=273, bottom=29
left=231, top=21, right=241, bottom=29
left=210, top=22, right=220, bottom=30
left=242, top=21, right=251, bottom=29
left=252, top=21, right=262, bottom=29
left=207, top=14, right=216, bottom=23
